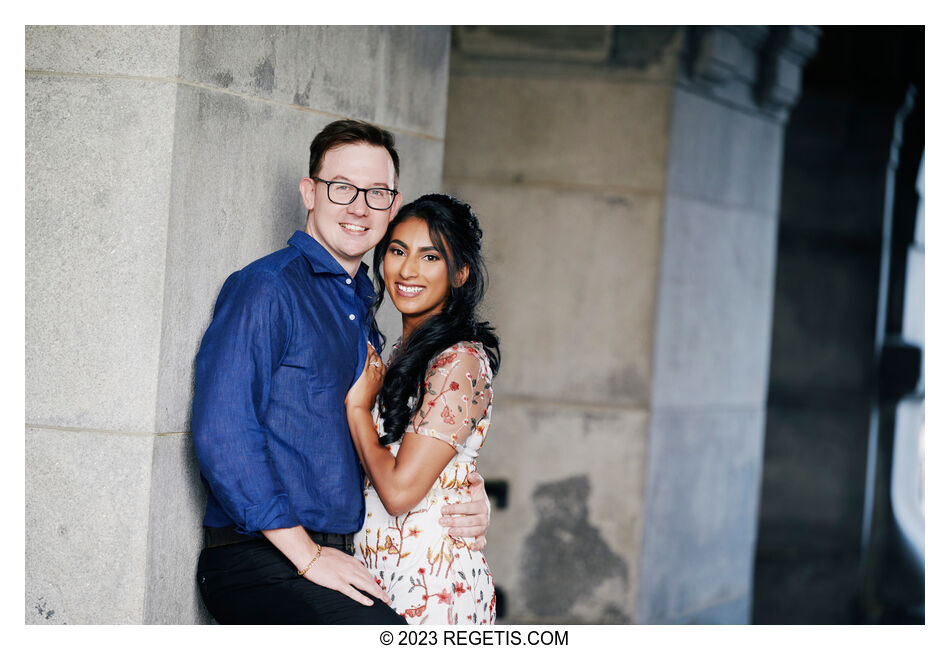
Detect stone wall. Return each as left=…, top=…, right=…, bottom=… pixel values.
left=442, top=26, right=679, bottom=623
left=25, top=25, right=451, bottom=624
left=442, top=26, right=817, bottom=623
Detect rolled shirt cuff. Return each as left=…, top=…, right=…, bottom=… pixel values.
left=236, top=494, right=297, bottom=534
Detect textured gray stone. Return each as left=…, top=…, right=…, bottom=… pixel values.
left=177, top=26, right=450, bottom=137
left=25, top=25, right=181, bottom=78
left=153, top=83, right=319, bottom=433
left=26, top=75, right=177, bottom=432
left=475, top=401, right=648, bottom=623
left=521, top=476, right=629, bottom=620
left=651, top=196, right=778, bottom=408
left=444, top=72, right=673, bottom=192
left=441, top=181, right=662, bottom=407
left=143, top=434, right=210, bottom=623
left=454, top=26, right=615, bottom=63
left=662, top=593, right=750, bottom=624
left=635, top=407, right=765, bottom=624
left=153, top=82, right=449, bottom=433
left=26, top=25, right=454, bottom=626
left=26, top=427, right=154, bottom=624
left=666, top=88, right=785, bottom=214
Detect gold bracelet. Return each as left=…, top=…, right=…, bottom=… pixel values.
left=297, top=544, right=323, bottom=577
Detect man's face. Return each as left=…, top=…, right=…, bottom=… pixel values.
left=300, top=142, right=402, bottom=274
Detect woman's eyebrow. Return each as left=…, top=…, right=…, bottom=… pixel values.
left=389, top=239, right=438, bottom=253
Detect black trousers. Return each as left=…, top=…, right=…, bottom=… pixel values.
left=196, top=538, right=407, bottom=625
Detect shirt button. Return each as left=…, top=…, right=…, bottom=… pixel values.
left=345, top=278, right=352, bottom=285
left=349, top=314, right=355, bottom=321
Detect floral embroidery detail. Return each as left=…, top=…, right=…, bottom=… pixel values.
left=441, top=405, right=456, bottom=425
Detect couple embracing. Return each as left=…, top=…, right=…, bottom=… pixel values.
left=192, top=120, right=499, bottom=625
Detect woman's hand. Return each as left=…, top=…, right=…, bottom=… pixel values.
left=346, top=342, right=386, bottom=411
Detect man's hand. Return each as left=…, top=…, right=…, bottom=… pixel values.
left=440, top=471, right=490, bottom=551
left=263, top=525, right=389, bottom=606
left=305, top=546, right=391, bottom=607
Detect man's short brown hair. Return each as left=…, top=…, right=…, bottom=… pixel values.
left=308, top=119, right=400, bottom=181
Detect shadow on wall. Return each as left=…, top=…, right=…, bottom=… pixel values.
left=520, top=476, right=630, bottom=622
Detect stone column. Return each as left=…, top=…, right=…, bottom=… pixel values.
left=25, top=25, right=450, bottom=624
left=636, top=26, right=819, bottom=623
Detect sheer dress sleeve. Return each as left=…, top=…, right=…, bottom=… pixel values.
left=410, top=344, right=492, bottom=451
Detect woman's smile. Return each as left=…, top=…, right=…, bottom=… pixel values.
left=394, top=282, right=425, bottom=297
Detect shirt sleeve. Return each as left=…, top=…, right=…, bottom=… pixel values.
left=191, top=270, right=297, bottom=534
left=410, top=345, right=492, bottom=451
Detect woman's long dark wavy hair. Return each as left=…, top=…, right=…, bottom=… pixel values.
left=372, top=193, right=500, bottom=446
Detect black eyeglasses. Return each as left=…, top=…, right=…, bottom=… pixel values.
left=311, top=177, right=398, bottom=211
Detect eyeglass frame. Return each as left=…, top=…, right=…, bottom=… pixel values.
left=310, top=177, right=399, bottom=211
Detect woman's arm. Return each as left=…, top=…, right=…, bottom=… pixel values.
left=347, top=409, right=457, bottom=515
left=346, top=343, right=488, bottom=517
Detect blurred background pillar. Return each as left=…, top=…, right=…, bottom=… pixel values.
left=25, top=25, right=451, bottom=624
left=442, top=26, right=817, bottom=623
left=754, top=26, right=924, bottom=623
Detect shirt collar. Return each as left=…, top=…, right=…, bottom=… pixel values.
left=288, top=230, right=369, bottom=278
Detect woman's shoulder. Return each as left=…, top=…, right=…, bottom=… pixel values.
left=429, top=340, right=490, bottom=371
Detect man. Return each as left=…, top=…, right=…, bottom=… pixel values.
left=192, top=120, right=490, bottom=624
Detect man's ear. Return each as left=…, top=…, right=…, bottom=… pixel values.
left=299, top=178, right=316, bottom=211
left=454, top=264, right=470, bottom=288
left=388, top=191, right=403, bottom=222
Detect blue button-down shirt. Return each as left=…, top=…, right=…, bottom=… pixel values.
left=192, top=230, right=380, bottom=536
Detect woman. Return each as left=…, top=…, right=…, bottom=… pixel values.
left=345, top=194, right=500, bottom=624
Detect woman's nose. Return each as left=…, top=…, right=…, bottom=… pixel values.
left=399, top=257, right=417, bottom=278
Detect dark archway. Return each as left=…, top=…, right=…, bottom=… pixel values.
left=754, top=26, right=924, bottom=624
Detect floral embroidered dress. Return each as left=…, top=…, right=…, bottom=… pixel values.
left=354, top=341, right=496, bottom=624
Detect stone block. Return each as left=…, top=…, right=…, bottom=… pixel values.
left=611, top=27, right=683, bottom=78
left=662, top=593, right=750, bottom=624
left=26, top=427, right=154, bottom=624
left=666, top=88, right=785, bottom=214
left=177, top=26, right=449, bottom=137
left=26, top=75, right=177, bottom=432
left=442, top=181, right=661, bottom=407
left=651, top=196, right=777, bottom=408
left=443, top=73, right=672, bottom=193
left=476, top=401, right=649, bottom=623
left=454, top=26, right=615, bottom=64
left=153, top=83, right=318, bottom=433
left=635, top=406, right=765, bottom=624
left=143, top=434, right=211, bottom=624
left=25, top=25, right=181, bottom=77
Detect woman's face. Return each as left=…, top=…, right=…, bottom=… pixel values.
left=383, top=216, right=452, bottom=331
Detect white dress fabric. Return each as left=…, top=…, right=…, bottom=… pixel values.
left=354, top=341, right=496, bottom=624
